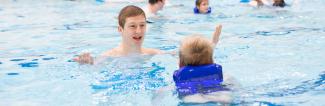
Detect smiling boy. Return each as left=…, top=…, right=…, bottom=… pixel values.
left=74, top=5, right=162, bottom=64
left=103, top=5, right=162, bottom=56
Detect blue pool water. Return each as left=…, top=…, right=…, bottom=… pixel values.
left=1, top=0, right=325, bottom=105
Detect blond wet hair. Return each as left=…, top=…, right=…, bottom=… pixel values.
left=179, top=35, right=214, bottom=67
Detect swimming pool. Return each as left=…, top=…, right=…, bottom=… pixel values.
left=0, top=0, right=325, bottom=105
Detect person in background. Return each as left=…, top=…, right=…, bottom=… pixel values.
left=194, top=0, right=212, bottom=14
left=249, top=0, right=286, bottom=7
left=143, top=0, right=166, bottom=18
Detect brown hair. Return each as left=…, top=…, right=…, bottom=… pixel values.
left=179, top=35, right=214, bottom=67
left=195, top=0, right=208, bottom=6
left=273, top=0, right=286, bottom=7
left=118, top=5, right=146, bottom=28
left=149, top=0, right=164, bottom=5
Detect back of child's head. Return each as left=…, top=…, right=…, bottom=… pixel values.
left=179, top=35, right=214, bottom=67
left=118, top=5, right=146, bottom=28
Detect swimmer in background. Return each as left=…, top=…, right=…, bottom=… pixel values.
left=249, top=0, right=286, bottom=7
left=74, top=5, right=163, bottom=64
left=143, top=0, right=166, bottom=18
left=194, top=0, right=212, bottom=14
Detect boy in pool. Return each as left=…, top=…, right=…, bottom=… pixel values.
left=74, top=5, right=162, bottom=64
left=194, top=0, right=211, bottom=14
left=173, top=25, right=235, bottom=104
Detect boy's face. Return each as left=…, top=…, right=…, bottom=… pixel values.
left=198, top=0, right=209, bottom=13
left=156, top=0, right=165, bottom=10
left=118, top=15, right=146, bottom=46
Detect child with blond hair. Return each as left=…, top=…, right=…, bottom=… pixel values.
left=173, top=25, right=236, bottom=104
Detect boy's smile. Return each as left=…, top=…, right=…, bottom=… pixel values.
left=119, top=15, right=147, bottom=46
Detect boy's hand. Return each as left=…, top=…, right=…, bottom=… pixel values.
left=73, top=53, right=94, bottom=65
left=256, top=0, right=264, bottom=6
left=212, top=24, right=222, bottom=46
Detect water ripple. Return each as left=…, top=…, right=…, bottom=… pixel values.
left=7, top=73, right=19, bottom=76
left=10, top=59, right=26, bottom=61
left=256, top=31, right=291, bottom=36
left=18, top=62, right=38, bottom=67
left=42, top=57, right=56, bottom=60
left=91, top=62, right=167, bottom=95
left=263, top=71, right=325, bottom=97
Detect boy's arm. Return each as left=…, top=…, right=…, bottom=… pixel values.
left=212, top=24, right=222, bottom=47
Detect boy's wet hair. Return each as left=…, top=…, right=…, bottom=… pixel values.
left=118, top=5, right=146, bottom=28
left=179, top=35, right=214, bottom=66
left=273, top=0, right=286, bottom=7
left=195, top=0, right=208, bottom=6
left=149, top=0, right=164, bottom=5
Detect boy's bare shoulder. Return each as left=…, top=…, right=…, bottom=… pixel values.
left=143, top=48, right=163, bottom=55
left=102, top=48, right=122, bottom=57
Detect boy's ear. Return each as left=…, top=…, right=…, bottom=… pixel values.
left=118, top=26, right=123, bottom=33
